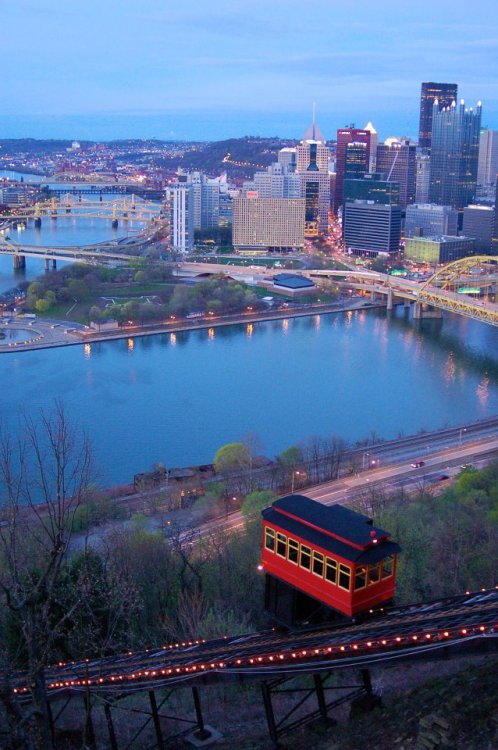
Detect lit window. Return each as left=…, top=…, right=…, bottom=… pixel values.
left=354, top=566, right=367, bottom=590
left=338, top=563, right=351, bottom=591
left=288, top=538, right=299, bottom=565
left=300, top=545, right=311, bottom=570
left=325, top=557, right=337, bottom=584
left=312, top=551, right=324, bottom=577
left=264, top=528, right=275, bottom=552
left=382, top=556, right=394, bottom=578
left=368, top=562, right=381, bottom=584
left=276, top=533, right=287, bottom=558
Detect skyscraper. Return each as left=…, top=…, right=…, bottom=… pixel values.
left=295, top=120, right=330, bottom=235
left=232, top=196, right=305, bottom=251
left=429, top=99, right=482, bottom=210
left=376, top=139, right=416, bottom=210
left=477, top=129, right=498, bottom=189
left=364, top=122, right=378, bottom=172
left=170, top=180, right=194, bottom=253
left=418, top=82, right=458, bottom=151
left=345, top=142, right=369, bottom=180
left=334, top=127, right=370, bottom=212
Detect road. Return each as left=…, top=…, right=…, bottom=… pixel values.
left=187, top=435, right=498, bottom=543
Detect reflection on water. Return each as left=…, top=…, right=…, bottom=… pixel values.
left=444, top=352, right=456, bottom=384
left=477, top=376, right=490, bottom=406
left=0, top=306, right=497, bottom=487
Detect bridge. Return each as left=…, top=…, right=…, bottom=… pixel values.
left=177, top=256, right=498, bottom=327
left=0, top=195, right=163, bottom=225
left=0, top=220, right=167, bottom=269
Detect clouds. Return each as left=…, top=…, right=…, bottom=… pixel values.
left=3, top=0, right=498, bottom=139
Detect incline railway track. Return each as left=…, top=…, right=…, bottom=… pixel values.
left=13, top=588, right=498, bottom=699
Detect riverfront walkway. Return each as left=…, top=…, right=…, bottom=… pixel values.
left=0, top=298, right=375, bottom=353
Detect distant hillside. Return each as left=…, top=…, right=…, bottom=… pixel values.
left=175, top=136, right=297, bottom=177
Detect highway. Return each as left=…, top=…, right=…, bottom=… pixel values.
left=186, top=432, right=498, bottom=542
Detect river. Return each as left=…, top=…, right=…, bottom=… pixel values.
left=0, top=307, right=497, bottom=487
left=0, top=174, right=497, bottom=487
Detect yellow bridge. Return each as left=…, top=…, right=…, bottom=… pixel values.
left=178, top=256, right=498, bottom=328
left=0, top=196, right=163, bottom=224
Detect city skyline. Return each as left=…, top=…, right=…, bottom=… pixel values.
left=3, top=0, right=498, bottom=142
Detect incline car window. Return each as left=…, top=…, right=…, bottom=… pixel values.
left=265, top=528, right=275, bottom=552
left=288, top=538, right=299, bottom=564
left=312, top=551, right=324, bottom=577
left=276, top=533, right=287, bottom=557
left=300, top=544, right=311, bottom=570
left=325, top=557, right=337, bottom=584
left=382, top=556, right=394, bottom=578
left=338, top=563, right=351, bottom=591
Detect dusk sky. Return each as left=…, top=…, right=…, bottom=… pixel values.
left=3, top=0, right=498, bottom=142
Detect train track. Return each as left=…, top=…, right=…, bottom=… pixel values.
left=13, top=588, right=498, bottom=700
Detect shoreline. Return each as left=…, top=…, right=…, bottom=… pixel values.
left=0, top=298, right=382, bottom=354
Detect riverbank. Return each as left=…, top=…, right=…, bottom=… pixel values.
left=0, top=297, right=380, bottom=353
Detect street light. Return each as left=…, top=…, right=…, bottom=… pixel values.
left=459, top=427, right=467, bottom=445
left=291, top=470, right=301, bottom=493
left=362, top=452, right=369, bottom=470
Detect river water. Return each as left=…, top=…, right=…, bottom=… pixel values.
left=0, top=308, right=497, bottom=487
left=0, top=172, right=497, bottom=487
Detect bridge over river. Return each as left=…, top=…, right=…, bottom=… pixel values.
left=178, top=256, right=498, bottom=327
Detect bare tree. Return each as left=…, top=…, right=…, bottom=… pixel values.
left=0, top=404, right=93, bottom=750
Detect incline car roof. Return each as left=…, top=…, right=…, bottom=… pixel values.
left=262, top=495, right=400, bottom=563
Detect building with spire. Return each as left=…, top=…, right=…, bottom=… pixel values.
left=418, top=82, right=458, bottom=152
left=428, top=99, right=482, bottom=210
left=295, top=115, right=330, bottom=235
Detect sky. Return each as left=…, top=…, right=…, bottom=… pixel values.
left=2, top=0, right=498, bottom=142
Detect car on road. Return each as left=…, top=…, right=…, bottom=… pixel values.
left=437, top=474, right=450, bottom=481
left=411, top=461, right=425, bottom=468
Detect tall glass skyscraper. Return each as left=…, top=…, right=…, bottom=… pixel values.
left=428, top=100, right=482, bottom=210
left=418, top=82, right=458, bottom=152
left=334, top=127, right=370, bottom=212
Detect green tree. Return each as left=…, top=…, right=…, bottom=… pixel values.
left=241, top=490, right=275, bottom=518
left=26, top=281, right=43, bottom=299
left=35, top=298, right=50, bottom=313
left=214, top=442, right=250, bottom=474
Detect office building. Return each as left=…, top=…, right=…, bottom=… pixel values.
left=415, top=153, right=431, bottom=203
left=278, top=147, right=297, bottom=172
left=343, top=202, right=401, bottom=257
left=418, top=81, right=458, bottom=151
left=429, top=99, right=482, bottom=210
left=295, top=120, right=331, bottom=235
left=345, top=141, right=369, bottom=180
left=243, top=163, right=301, bottom=199
left=343, top=173, right=399, bottom=206
left=477, top=129, right=498, bottom=188
left=462, top=205, right=495, bottom=252
left=364, top=121, right=378, bottom=171
left=170, top=181, right=194, bottom=253
left=334, top=127, right=371, bottom=211
left=405, top=203, right=458, bottom=238
left=493, top=181, right=498, bottom=254
left=405, top=235, right=476, bottom=264
left=232, top=196, right=305, bottom=251
left=376, top=139, right=416, bottom=209
left=175, top=171, right=221, bottom=230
